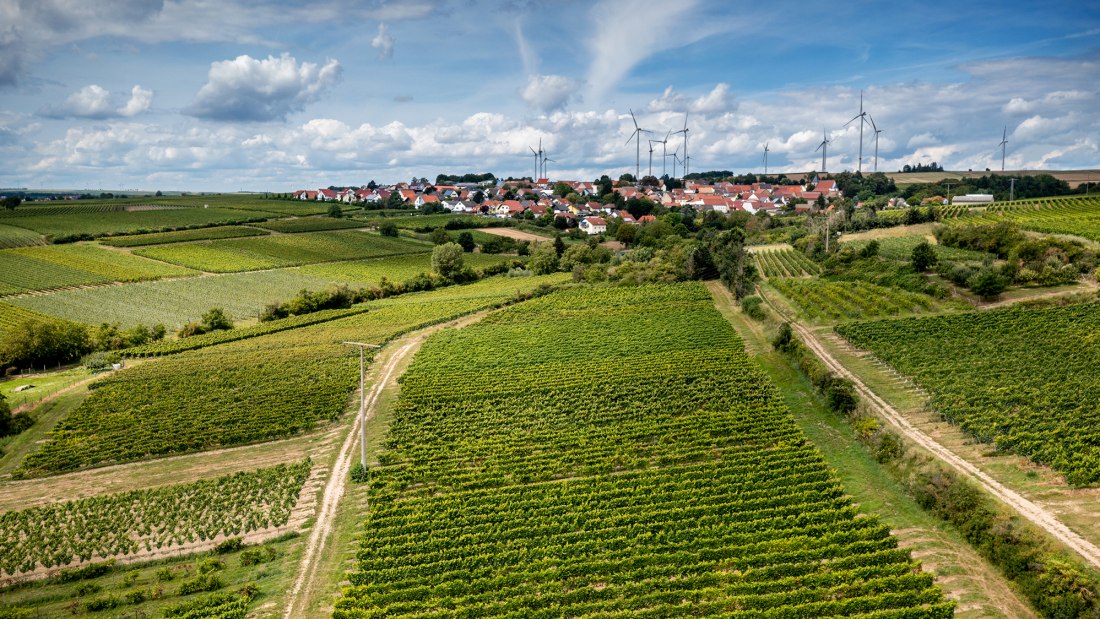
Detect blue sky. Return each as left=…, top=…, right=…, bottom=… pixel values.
left=1, top=0, right=1097, bottom=191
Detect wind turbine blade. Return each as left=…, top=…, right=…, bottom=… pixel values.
left=844, top=114, right=861, bottom=127
left=629, top=108, right=639, bottom=130
left=867, top=114, right=877, bottom=132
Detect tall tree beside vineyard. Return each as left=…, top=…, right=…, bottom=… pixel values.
left=711, top=230, right=757, bottom=298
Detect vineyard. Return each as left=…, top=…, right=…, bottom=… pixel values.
left=3, top=208, right=273, bottom=240
left=15, top=274, right=567, bottom=475
left=6, top=269, right=339, bottom=327
left=0, top=460, right=310, bottom=576
left=133, top=230, right=432, bottom=272
left=253, top=217, right=367, bottom=233
left=837, top=302, right=1100, bottom=486
left=948, top=195, right=1100, bottom=242
left=99, top=225, right=271, bottom=247
left=753, top=247, right=822, bottom=278
left=0, top=302, right=58, bottom=337
left=768, top=277, right=944, bottom=321
left=296, top=252, right=522, bottom=286
left=10, top=243, right=196, bottom=282
left=335, top=283, right=950, bottom=617
left=0, top=251, right=114, bottom=295
left=0, top=223, right=44, bottom=249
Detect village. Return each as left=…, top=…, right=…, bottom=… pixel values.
left=289, top=175, right=872, bottom=235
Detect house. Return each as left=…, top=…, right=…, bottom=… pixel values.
left=317, top=189, right=337, bottom=201
left=580, top=216, right=607, bottom=235
left=637, top=215, right=656, bottom=224
left=415, top=194, right=440, bottom=208
left=615, top=210, right=636, bottom=224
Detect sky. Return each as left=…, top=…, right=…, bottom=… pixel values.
left=0, top=0, right=1098, bottom=192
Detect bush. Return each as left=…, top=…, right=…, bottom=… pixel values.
left=350, top=461, right=369, bottom=483
left=969, top=269, right=1009, bottom=300
left=529, top=242, right=560, bottom=275
left=456, top=231, right=476, bottom=252
left=379, top=221, right=398, bottom=237
left=83, top=596, right=120, bottom=611
left=431, top=242, right=465, bottom=280
left=239, top=546, right=278, bottom=566
left=196, top=558, right=224, bottom=574
left=212, top=537, right=243, bottom=554
left=82, top=350, right=121, bottom=371
left=74, top=582, right=101, bottom=597
left=858, top=239, right=880, bottom=258
left=178, top=573, right=223, bottom=595
left=740, top=296, right=766, bottom=320
left=59, top=560, right=115, bottom=582
left=772, top=323, right=794, bottom=353
left=911, top=240, right=938, bottom=272
left=124, top=589, right=148, bottom=604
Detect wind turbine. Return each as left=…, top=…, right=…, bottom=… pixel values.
left=762, top=143, right=770, bottom=176
left=869, top=116, right=884, bottom=173
left=815, top=129, right=830, bottom=174
left=658, top=130, right=671, bottom=177
left=625, top=109, right=652, bottom=181
left=998, top=126, right=1008, bottom=172
left=543, top=155, right=555, bottom=180
left=647, top=139, right=657, bottom=178
left=667, top=144, right=681, bottom=179
left=528, top=138, right=543, bottom=181
left=844, top=90, right=871, bottom=173
left=673, top=112, right=690, bottom=177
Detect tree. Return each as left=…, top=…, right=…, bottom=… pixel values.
left=0, top=393, right=9, bottom=436
left=911, top=241, right=938, bottom=272
left=530, top=242, right=560, bottom=274
left=553, top=233, right=566, bottom=257
left=429, top=227, right=451, bottom=245
left=1, top=196, right=21, bottom=211
left=201, top=308, right=233, bottom=332
left=859, top=239, right=880, bottom=258
left=615, top=222, right=637, bottom=246
left=379, top=222, right=399, bottom=237
left=711, top=230, right=757, bottom=299
left=456, top=231, right=476, bottom=252
left=327, top=203, right=343, bottom=218
left=0, top=318, right=92, bottom=370
left=969, top=269, right=1008, bottom=300
left=431, top=242, right=465, bottom=280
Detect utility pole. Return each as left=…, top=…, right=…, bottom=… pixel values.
left=343, top=341, right=382, bottom=469
left=1009, top=177, right=1018, bottom=202
left=943, top=182, right=955, bottom=205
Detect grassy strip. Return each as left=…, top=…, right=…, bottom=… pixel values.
left=99, top=226, right=271, bottom=247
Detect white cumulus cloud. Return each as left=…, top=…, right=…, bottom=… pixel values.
left=118, top=85, right=154, bottom=117
left=41, top=84, right=154, bottom=119
left=185, top=53, right=342, bottom=122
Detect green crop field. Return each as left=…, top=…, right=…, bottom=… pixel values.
left=335, top=283, right=950, bottom=618
left=134, top=230, right=432, bottom=272
left=99, top=225, right=271, bottom=247
left=6, top=269, right=337, bottom=328
left=0, top=460, right=309, bottom=576
left=6, top=208, right=272, bottom=240
left=837, top=302, right=1100, bottom=486
left=0, top=223, right=45, bottom=249
left=0, top=251, right=114, bottom=295
left=15, top=274, right=568, bottom=475
left=10, top=243, right=196, bottom=281
left=947, top=195, right=1100, bottom=242
left=0, top=302, right=58, bottom=337
left=754, top=248, right=822, bottom=278
left=253, top=217, right=367, bottom=233
left=296, top=252, right=522, bottom=286
left=768, top=277, right=946, bottom=321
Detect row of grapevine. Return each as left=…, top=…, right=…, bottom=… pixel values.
left=769, top=277, right=940, bottom=321
left=15, top=274, right=568, bottom=475
left=754, top=248, right=821, bottom=278
left=836, top=301, right=1100, bottom=486
left=253, top=217, right=368, bottom=233
left=99, top=225, right=271, bottom=247
left=335, top=283, right=950, bottom=617
left=950, top=195, right=1100, bottom=241
left=841, top=236, right=993, bottom=262
left=2, top=208, right=272, bottom=240
left=0, top=460, right=309, bottom=576
left=10, top=243, right=196, bottom=282
left=0, top=223, right=45, bottom=249
left=133, top=230, right=432, bottom=272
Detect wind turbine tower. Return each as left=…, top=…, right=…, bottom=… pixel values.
left=528, top=139, right=543, bottom=182
left=763, top=143, right=770, bottom=176
left=659, top=130, right=671, bottom=177
left=998, top=127, right=1009, bottom=172
left=647, top=139, right=656, bottom=178
left=815, top=129, right=830, bottom=174
left=674, top=112, right=690, bottom=177
left=869, top=116, right=884, bottom=173
left=626, top=109, right=651, bottom=181
left=844, top=90, right=871, bottom=173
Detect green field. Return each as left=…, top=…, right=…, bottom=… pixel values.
left=768, top=277, right=946, bottom=321
left=15, top=274, right=568, bottom=475
left=6, top=208, right=274, bottom=240
left=837, top=302, right=1100, bottom=486
left=0, top=251, right=114, bottom=295
left=336, top=283, right=949, bottom=617
left=99, top=225, right=271, bottom=247
left=296, top=252, right=522, bottom=286
left=6, top=269, right=337, bottom=328
left=253, top=217, right=367, bottom=233
left=0, top=223, right=45, bottom=249
left=1, top=460, right=309, bottom=575
left=754, top=247, right=823, bottom=278
left=134, top=230, right=432, bottom=272
left=949, top=195, right=1100, bottom=242
left=10, top=243, right=196, bottom=281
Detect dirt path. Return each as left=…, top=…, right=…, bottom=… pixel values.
left=791, top=320, right=1100, bottom=570
left=281, top=335, right=422, bottom=619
